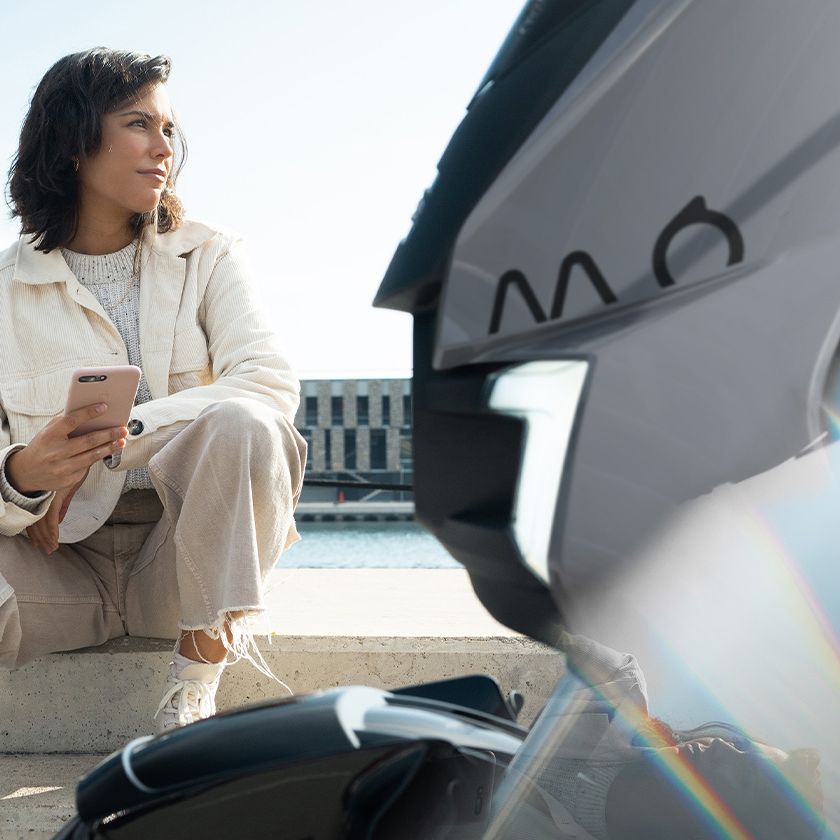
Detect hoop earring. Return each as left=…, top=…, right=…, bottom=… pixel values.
left=71, top=157, right=79, bottom=172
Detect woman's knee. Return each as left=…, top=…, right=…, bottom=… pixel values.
left=189, top=400, right=306, bottom=495
left=198, top=398, right=279, bottom=441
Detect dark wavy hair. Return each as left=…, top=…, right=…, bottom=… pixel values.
left=6, top=48, right=186, bottom=252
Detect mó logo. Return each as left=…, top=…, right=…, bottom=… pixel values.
left=488, top=196, right=745, bottom=335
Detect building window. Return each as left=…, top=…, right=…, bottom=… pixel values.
left=370, top=428, right=387, bottom=470
left=403, top=394, right=412, bottom=426
left=344, top=429, right=357, bottom=470
left=356, top=395, right=369, bottom=426
left=331, top=396, right=343, bottom=426
left=399, top=430, right=412, bottom=470
left=324, top=429, right=332, bottom=470
left=382, top=395, right=391, bottom=426
left=305, top=396, right=318, bottom=427
left=300, top=428, right=312, bottom=469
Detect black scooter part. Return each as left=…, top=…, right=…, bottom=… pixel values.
left=374, top=0, right=636, bottom=314
left=57, top=746, right=399, bottom=840
left=61, top=687, right=520, bottom=839
left=391, top=673, right=524, bottom=722
left=59, top=740, right=497, bottom=840
left=346, top=740, right=497, bottom=840
left=409, top=313, right=567, bottom=647
left=74, top=690, right=355, bottom=824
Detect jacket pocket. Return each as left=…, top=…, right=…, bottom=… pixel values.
left=170, top=326, right=210, bottom=374
left=168, top=327, right=212, bottom=393
left=0, top=368, right=71, bottom=444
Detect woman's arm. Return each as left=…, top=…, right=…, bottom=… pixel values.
left=114, top=239, right=300, bottom=472
left=0, top=443, right=53, bottom=537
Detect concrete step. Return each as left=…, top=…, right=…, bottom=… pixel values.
left=1, top=570, right=564, bottom=753
left=0, top=754, right=101, bottom=840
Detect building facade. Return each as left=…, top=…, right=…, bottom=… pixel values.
left=294, top=378, right=413, bottom=503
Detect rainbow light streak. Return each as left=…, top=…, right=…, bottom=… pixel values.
left=639, top=630, right=832, bottom=836
left=822, top=404, right=840, bottom=441
left=574, top=664, right=756, bottom=840
left=749, top=507, right=840, bottom=687
left=580, top=494, right=839, bottom=838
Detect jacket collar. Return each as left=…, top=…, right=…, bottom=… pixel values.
left=12, top=237, right=76, bottom=285
left=142, top=219, right=217, bottom=258
left=12, top=220, right=217, bottom=285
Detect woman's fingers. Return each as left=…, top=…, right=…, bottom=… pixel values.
left=58, top=497, right=72, bottom=523
left=44, top=502, right=60, bottom=553
left=26, top=518, right=58, bottom=555
left=64, top=425, right=128, bottom=458
left=40, top=495, right=62, bottom=554
left=52, top=403, right=109, bottom=438
left=51, top=436, right=125, bottom=484
left=58, top=472, right=87, bottom=524
left=62, top=437, right=126, bottom=477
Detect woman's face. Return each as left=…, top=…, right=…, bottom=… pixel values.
left=77, top=82, right=175, bottom=222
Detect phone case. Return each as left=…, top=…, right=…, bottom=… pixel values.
left=65, top=366, right=142, bottom=439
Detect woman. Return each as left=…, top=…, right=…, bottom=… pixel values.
left=0, top=48, right=306, bottom=731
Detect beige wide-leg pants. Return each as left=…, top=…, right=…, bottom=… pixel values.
left=0, top=398, right=307, bottom=669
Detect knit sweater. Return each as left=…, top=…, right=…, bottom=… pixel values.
left=0, top=240, right=153, bottom=512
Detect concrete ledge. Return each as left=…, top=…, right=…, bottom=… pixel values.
left=0, top=635, right=561, bottom=753
left=0, top=570, right=564, bottom=754
left=0, top=754, right=101, bottom=839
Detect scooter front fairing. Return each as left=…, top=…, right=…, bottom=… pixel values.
left=377, top=0, right=840, bottom=834
left=54, top=681, right=526, bottom=839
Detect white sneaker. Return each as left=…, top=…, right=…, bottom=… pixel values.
left=155, top=659, right=224, bottom=732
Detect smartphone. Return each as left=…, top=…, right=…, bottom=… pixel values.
left=65, top=366, right=142, bottom=439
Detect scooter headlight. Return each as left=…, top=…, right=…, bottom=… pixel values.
left=487, top=361, right=589, bottom=585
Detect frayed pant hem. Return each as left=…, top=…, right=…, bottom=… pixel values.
left=176, top=608, right=292, bottom=698
left=178, top=604, right=265, bottom=634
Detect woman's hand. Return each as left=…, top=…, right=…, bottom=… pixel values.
left=25, top=471, right=88, bottom=555
left=6, top=403, right=127, bottom=494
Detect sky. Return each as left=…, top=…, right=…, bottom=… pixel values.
left=0, top=1, right=525, bottom=378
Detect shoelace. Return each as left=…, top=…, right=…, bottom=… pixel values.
left=155, top=677, right=215, bottom=726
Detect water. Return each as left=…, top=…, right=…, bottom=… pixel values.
left=278, top=521, right=462, bottom=569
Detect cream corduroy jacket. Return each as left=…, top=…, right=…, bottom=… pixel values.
left=0, top=220, right=300, bottom=542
